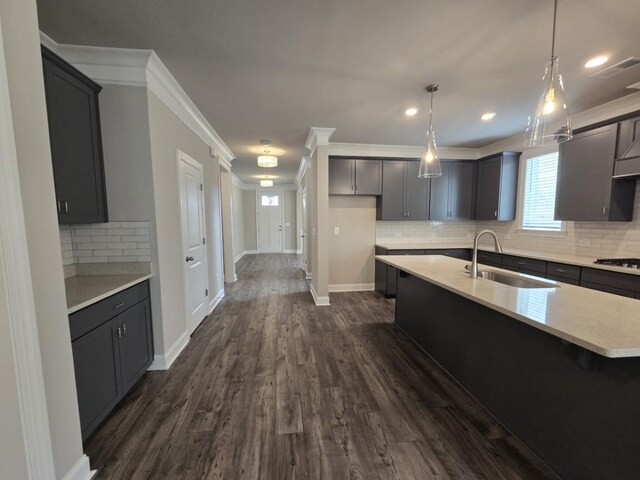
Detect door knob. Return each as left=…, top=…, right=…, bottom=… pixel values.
left=185, top=256, right=194, bottom=262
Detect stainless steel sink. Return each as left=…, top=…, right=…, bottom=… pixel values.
left=476, top=270, right=560, bottom=289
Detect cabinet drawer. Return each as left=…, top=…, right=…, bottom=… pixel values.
left=580, top=280, right=636, bottom=299
left=476, top=251, right=502, bottom=268
left=581, top=268, right=640, bottom=294
left=546, top=262, right=581, bottom=281
left=388, top=249, right=425, bottom=255
left=546, top=275, right=579, bottom=286
left=69, top=281, right=149, bottom=341
left=502, top=255, right=546, bottom=274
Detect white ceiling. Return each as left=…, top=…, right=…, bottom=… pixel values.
left=37, top=0, right=640, bottom=184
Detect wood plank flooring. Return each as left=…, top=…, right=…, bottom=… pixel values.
left=85, top=254, right=560, bottom=479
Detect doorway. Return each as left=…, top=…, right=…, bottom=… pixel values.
left=177, top=151, right=208, bottom=334
left=257, top=191, right=283, bottom=253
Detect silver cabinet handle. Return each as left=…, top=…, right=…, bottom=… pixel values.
left=602, top=206, right=607, bottom=215
left=494, top=210, right=498, bottom=218
left=116, top=326, right=122, bottom=339
left=122, top=323, right=127, bottom=335
left=556, top=269, right=567, bottom=273
left=114, top=302, right=124, bottom=309
left=63, top=201, right=69, bottom=213
left=517, top=261, right=526, bottom=266
left=57, top=201, right=62, bottom=213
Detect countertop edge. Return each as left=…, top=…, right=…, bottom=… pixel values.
left=67, top=274, right=152, bottom=315
left=376, top=255, right=638, bottom=359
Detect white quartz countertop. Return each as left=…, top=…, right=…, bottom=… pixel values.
left=65, top=273, right=152, bottom=315
left=375, top=242, right=640, bottom=276
left=376, top=255, right=640, bottom=358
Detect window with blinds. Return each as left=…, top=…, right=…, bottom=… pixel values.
left=521, top=152, right=562, bottom=231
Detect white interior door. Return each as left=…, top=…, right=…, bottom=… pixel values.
left=178, top=152, right=208, bottom=333
left=257, top=191, right=283, bottom=253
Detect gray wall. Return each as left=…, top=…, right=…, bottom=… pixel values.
left=2, top=0, right=86, bottom=476
left=243, top=190, right=257, bottom=251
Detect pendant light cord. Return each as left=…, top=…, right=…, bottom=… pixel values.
left=550, top=0, right=558, bottom=58
left=428, top=91, right=434, bottom=133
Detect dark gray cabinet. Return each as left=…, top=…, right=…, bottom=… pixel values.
left=556, top=125, right=635, bottom=221
left=377, top=160, right=429, bottom=220
left=474, top=152, right=520, bottom=221
left=328, top=157, right=382, bottom=195
left=614, top=116, right=640, bottom=178
left=429, top=161, right=475, bottom=221
left=42, top=46, right=108, bottom=224
left=70, top=281, right=153, bottom=439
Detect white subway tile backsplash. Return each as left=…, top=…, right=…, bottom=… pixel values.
left=59, top=221, right=152, bottom=265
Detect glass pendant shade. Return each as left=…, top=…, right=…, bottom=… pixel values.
left=524, top=57, right=572, bottom=147
left=419, top=128, right=442, bottom=178
left=257, top=155, right=278, bottom=168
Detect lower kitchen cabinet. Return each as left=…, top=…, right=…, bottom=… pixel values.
left=70, top=281, right=153, bottom=440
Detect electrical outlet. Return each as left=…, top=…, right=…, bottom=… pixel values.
left=334, top=227, right=340, bottom=235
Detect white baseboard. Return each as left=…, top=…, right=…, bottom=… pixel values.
left=310, top=284, right=330, bottom=306
left=284, top=249, right=297, bottom=254
left=329, top=283, right=375, bottom=292
left=208, top=288, right=224, bottom=314
left=245, top=249, right=258, bottom=254
left=234, top=251, right=245, bottom=263
left=148, top=330, right=190, bottom=371
left=296, top=249, right=302, bottom=254
left=62, top=455, right=94, bottom=480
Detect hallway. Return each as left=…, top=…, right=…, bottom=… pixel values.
left=85, top=254, right=558, bottom=479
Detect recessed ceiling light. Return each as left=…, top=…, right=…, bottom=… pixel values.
left=584, top=55, right=609, bottom=69
left=405, top=107, right=418, bottom=116
left=260, top=180, right=273, bottom=187
left=481, top=112, right=496, bottom=121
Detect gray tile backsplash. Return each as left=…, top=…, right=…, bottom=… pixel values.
left=59, top=221, right=152, bottom=265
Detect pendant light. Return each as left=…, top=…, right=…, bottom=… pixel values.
left=257, top=150, right=278, bottom=168
left=524, top=0, right=572, bottom=147
left=418, top=84, right=442, bottom=178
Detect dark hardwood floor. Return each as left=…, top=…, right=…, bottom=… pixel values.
left=85, top=254, right=559, bottom=479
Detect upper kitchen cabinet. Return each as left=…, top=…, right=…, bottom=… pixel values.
left=556, top=124, right=635, bottom=222
left=429, top=161, right=475, bottom=221
left=613, top=115, right=640, bottom=178
left=328, top=157, right=382, bottom=195
left=42, top=46, right=108, bottom=224
left=377, top=160, right=429, bottom=221
left=474, top=152, right=520, bottom=221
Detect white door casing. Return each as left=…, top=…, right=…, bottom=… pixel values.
left=257, top=191, right=283, bottom=253
left=178, top=151, right=208, bottom=334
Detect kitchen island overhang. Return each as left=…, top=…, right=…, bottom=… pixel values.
left=378, top=254, right=640, bottom=480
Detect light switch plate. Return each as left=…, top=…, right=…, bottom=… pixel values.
left=334, top=227, right=340, bottom=235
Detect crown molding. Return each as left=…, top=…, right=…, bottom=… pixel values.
left=328, top=142, right=480, bottom=160
left=478, top=91, right=640, bottom=158
left=39, top=32, right=235, bottom=164
left=305, top=127, right=336, bottom=155
left=218, top=155, right=232, bottom=171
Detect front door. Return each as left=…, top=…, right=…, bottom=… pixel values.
left=257, top=191, right=283, bottom=253
left=178, top=151, right=208, bottom=333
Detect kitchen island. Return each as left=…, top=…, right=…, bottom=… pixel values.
left=377, top=254, right=640, bottom=480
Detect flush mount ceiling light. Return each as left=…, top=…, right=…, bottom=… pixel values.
left=260, top=179, right=274, bottom=187
left=481, top=112, right=496, bottom=121
left=257, top=150, right=278, bottom=168
left=405, top=107, right=418, bottom=116
left=418, top=84, right=442, bottom=178
left=524, top=0, right=572, bottom=147
left=584, top=55, right=609, bottom=69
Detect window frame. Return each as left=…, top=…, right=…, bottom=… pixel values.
left=517, top=150, right=566, bottom=237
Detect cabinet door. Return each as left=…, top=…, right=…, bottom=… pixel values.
left=449, top=162, right=475, bottom=220
left=354, top=159, right=382, bottom=195
left=616, top=116, right=640, bottom=159
left=404, top=161, right=430, bottom=220
left=475, top=157, right=501, bottom=220
left=429, top=162, right=451, bottom=221
left=42, top=49, right=108, bottom=224
left=328, top=158, right=355, bottom=195
left=555, top=125, right=616, bottom=221
left=117, top=300, right=153, bottom=392
left=379, top=160, right=406, bottom=220
left=71, top=317, right=121, bottom=439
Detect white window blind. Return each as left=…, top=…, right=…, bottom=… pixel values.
left=522, top=153, right=562, bottom=231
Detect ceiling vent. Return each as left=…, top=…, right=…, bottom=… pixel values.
left=591, top=57, right=640, bottom=78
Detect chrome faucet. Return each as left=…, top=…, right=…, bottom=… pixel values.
left=470, top=230, right=503, bottom=279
